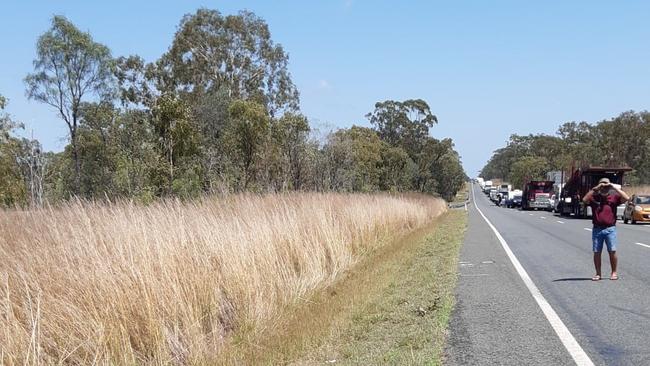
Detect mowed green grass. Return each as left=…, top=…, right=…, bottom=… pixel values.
left=299, top=210, right=467, bottom=365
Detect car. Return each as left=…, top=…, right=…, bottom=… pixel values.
left=623, top=194, right=650, bottom=224
left=506, top=193, right=522, bottom=208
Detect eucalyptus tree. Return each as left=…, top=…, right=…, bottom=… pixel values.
left=155, top=9, right=299, bottom=115
left=366, top=99, right=437, bottom=157
left=25, top=16, right=114, bottom=193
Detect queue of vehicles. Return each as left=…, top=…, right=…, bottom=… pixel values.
left=475, top=165, right=650, bottom=224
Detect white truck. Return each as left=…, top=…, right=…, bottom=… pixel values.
left=483, top=180, right=493, bottom=194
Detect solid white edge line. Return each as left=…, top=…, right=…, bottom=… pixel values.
left=471, top=184, right=594, bottom=366
left=635, top=242, right=650, bottom=248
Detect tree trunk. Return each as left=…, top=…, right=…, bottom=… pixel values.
left=70, top=129, right=81, bottom=195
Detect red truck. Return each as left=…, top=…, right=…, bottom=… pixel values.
left=521, top=181, right=555, bottom=211
left=557, top=165, right=632, bottom=218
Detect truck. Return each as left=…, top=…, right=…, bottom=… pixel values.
left=521, top=181, right=555, bottom=211
left=557, top=165, right=632, bottom=218
left=497, top=184, right=511, bottom=206
left=483, top=180, right=493, bottom=194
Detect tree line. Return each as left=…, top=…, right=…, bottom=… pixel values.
left=480, top=111, right=650, bottom=189
left=0, top=9, right=466, bottom=207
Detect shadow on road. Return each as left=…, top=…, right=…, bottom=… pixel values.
left=552, top=278, right=593, bottom=282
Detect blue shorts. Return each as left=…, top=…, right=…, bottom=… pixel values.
left=592, top=226, right=617, bottom=252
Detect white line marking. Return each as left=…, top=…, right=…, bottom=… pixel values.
left=471, top=185, right=594, bottom=366
left=557, top=221, right=565, bottom=224
left=584, top=228, right=592, bottom=232
left=529, top=213, right=534, bottom=216
left=635, top=242, right=650, bottom=248
left=541, top=216, right=547, bottom=219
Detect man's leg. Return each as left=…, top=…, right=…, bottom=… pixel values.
left=605, top=227, right=618, bottom=279
left=592, top=228, right=604, bottom=279
left=593, top=251, right=602, bottom=277
left=609, top=251, right=618, bottom=276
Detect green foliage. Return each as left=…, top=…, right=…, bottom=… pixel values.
left=366, top=99, right=437, bottom=158
left=8, top=10, right=468, bottom=205
left=25, top=15, right=114, bottom=192
left=324, top=126, right=383, bottom=192
left=157, top=9, right=299, bottom=114
left=225, top=100, right=270, bottom=190
left=378, top=144, right=414, bottom=192
left=151, top=94, right=202, bottom=196
left=509, top=156, right=550, bottom=190
left=481, top=111, right=650, bottom=185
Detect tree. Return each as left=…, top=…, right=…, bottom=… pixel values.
left=156, top=9, right=299, bottom=115
left=25, top=15, right=114, bottom=193
left=414, top=137, right=454, bottom=192
left=225, top=100, right=270, bottom=190
left=378, top=144, right=414, bottom=192
left=324, top=126, right=383, bottom=192
left=272, top=113, right=310, bottom=190
left=431, top=149, right=466, bottom=201
left=151, top=94, right=202, bottom=196
left=0, top=95, right=28, bottom=206
left=509, top=156, right=550, bottom=190
left=366, top=99, right=437, bottom=156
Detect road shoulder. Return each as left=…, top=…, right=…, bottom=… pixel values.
left=444, top=193, right=574, bottom=365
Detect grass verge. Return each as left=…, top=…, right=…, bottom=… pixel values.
left=223, top=209, right=467, bottom=365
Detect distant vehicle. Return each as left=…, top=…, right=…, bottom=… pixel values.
left=483, top=180, right=493, bottom=194
left=506, top=190, right=523, bottom=208
left=521, top=181, right=554, bottom=211
left=557, top=166, right=633, bottom=218
left=489, top=189, right=499, bottom=202
left=510, top=194, right=523, bottom=208
left=477, top=177, right=485, bottom=188
left=623, top=194, right=650, bottom=224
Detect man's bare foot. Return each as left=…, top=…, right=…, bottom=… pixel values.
left=610, top=273, right=619, bottom=280
left=592, top=274, right=601, bottom=281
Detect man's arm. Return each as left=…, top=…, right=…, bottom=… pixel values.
left=583, top=189, right=595, bottom=204
left=612, top=185, right=630, bottom=203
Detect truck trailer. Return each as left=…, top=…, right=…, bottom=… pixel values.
left=557, top=165, right=632, bottom=218
left=521, top=181, right=555, bottom=211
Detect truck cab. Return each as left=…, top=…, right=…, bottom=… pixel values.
left=522, top=181, right=555, bottom=211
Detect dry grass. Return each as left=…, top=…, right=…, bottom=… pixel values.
left=626, top=185, right=650, bottom=196
left=0, top=193, right=446, bottom=365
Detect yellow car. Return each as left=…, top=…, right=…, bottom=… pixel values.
left=623, top=194, right=650, bottom=224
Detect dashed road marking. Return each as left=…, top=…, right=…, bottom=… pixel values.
left=472, top=185, right=595, bottom=366
left=541, top=216, right=547, bottom=219
left=584, top=228, right=592, bottom=232
left=635, top=242, right=650, bottom=249
left=557, top=221, right=565, bottom=224
left=529, top=213, right=534, bottom=216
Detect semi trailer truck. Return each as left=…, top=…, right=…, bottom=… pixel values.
left=557, top=165, right=632, bottom=218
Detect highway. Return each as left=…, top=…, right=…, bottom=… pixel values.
left=445, top=183, right=650, bottom=366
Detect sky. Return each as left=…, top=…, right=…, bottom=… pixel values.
left=2, top=1, right=650, bottom=176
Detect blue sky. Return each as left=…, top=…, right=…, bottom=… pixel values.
left=2, top=1, right=650, bottom=175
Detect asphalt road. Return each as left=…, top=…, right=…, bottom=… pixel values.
left=445, top=183, right=650, bottom=366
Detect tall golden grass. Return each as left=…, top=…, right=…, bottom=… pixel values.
left=0, top=193, right=446, bottom=364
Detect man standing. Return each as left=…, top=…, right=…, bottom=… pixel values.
left=582, top=177, right=629, bottom=281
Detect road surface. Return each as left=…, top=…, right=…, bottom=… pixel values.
left=445, top=183, right=650, bottom=366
